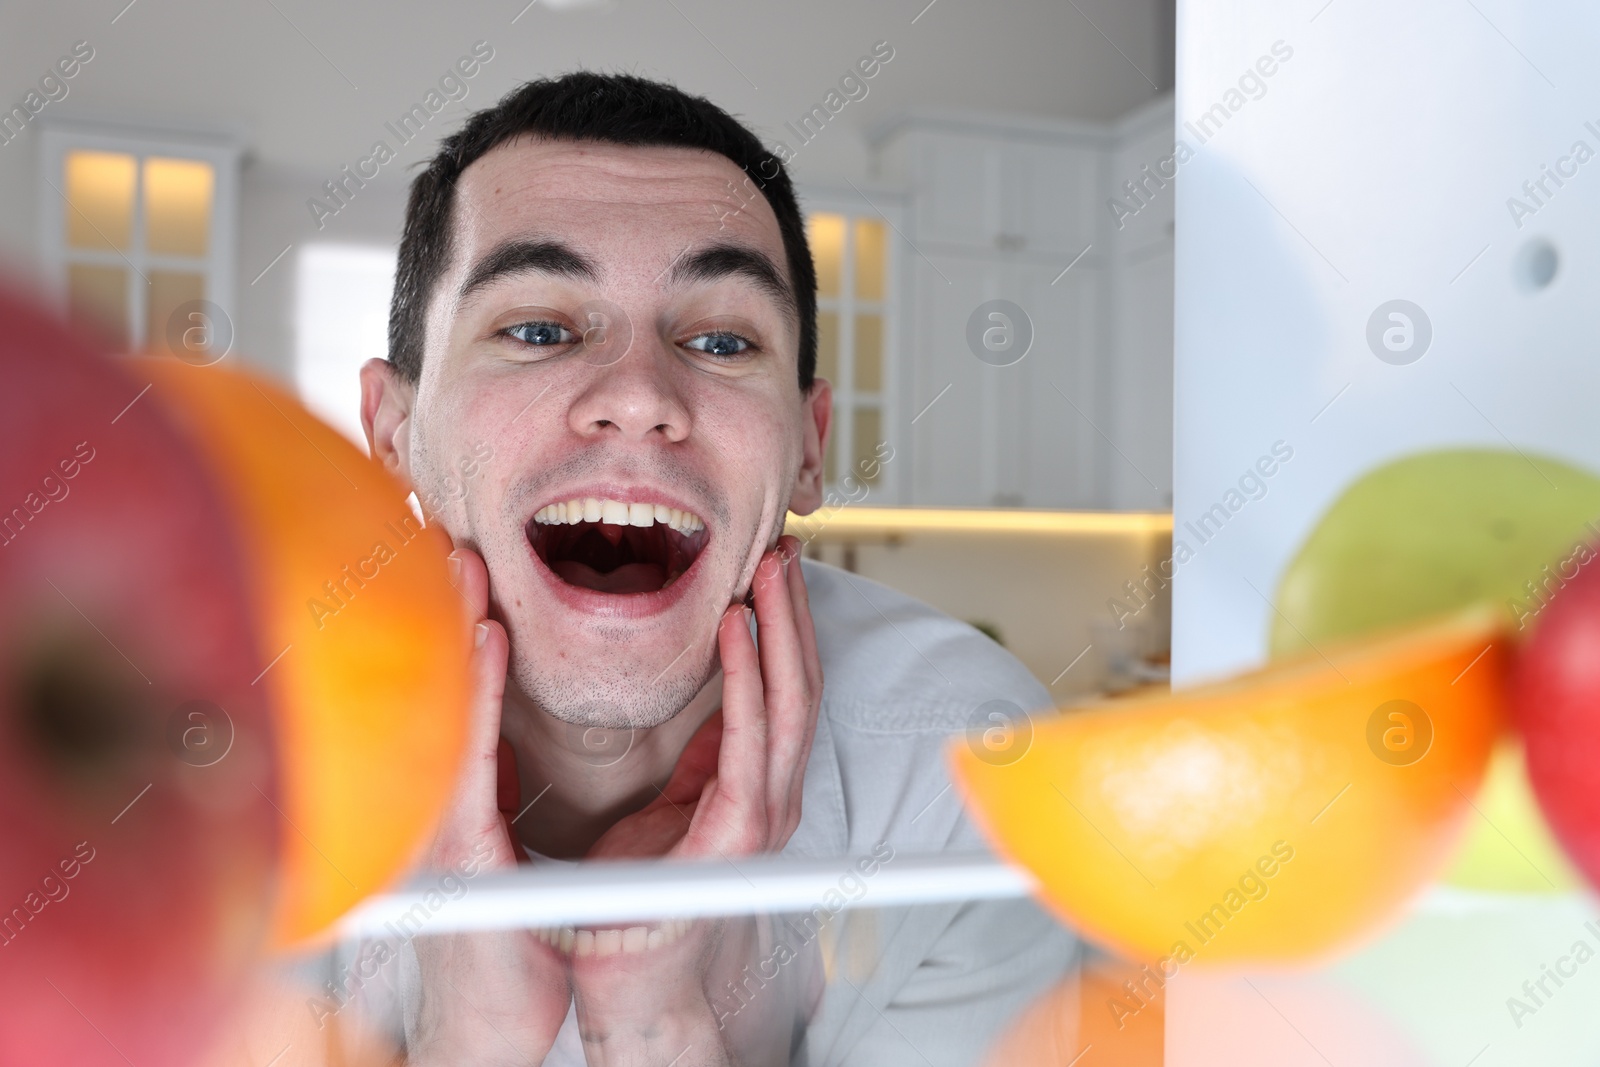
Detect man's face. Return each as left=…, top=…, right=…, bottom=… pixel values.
left=385, top=139, right=828, bottom=729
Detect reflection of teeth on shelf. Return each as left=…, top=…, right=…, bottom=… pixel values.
left=533, top=497, right=704, bottom=534
left=533, top=919, right=692, bottom=957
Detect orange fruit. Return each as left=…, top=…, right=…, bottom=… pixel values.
left=140, top=355, right=471, bottom=947
left=950, top=609, right=1506, bottom=965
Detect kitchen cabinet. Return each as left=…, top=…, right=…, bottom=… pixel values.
left=902, top=251, right=1102, bottom=509
left=879, top=124, right=1100, bottom=259
left=1107, top=98, right=1176, bottom=511
left=875, top=103, right=1174, bottom=510
left=1109, top=245, right=1173, bottom=510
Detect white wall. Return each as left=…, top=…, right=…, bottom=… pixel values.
left=294, top=243, right=397, bottom=446
left=234, top=164, right=409, bottom=384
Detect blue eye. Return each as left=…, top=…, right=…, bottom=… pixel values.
left=505, top=321, right=577, bottom=347
left=684, top=332, right=751, bottom=359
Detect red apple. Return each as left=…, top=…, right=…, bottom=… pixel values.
left=0, top=285, right=279, bottom=1066
left=1515, top=537, right=1600, bottom=889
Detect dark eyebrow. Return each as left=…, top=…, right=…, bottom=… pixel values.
left=457, top=238, right=600, bottom=304
left=665, top=243, right=796, bottom=321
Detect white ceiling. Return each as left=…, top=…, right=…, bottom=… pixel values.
left=6, top=0, right=1173, bottom=188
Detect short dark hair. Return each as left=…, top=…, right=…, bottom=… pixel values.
left=388, top=72, right=817, bottom=390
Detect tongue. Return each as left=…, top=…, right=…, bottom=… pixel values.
left=551, top=559, right=668, bottom=594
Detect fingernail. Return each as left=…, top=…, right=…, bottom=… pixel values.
left=447, top=553, right=462, bottom=584
left=475, top=622, right=490, bottom=648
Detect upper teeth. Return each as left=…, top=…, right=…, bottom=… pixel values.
left=533, top=497, right=704, bottom=534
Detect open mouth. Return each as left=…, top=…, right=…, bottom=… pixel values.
left=528, top=497, right=709, bottom=596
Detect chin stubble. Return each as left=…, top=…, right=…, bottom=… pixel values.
left=508, top=637, right=720, bottom=730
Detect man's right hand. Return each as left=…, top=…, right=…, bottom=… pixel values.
left=405, top=547, right=570, bottom=1065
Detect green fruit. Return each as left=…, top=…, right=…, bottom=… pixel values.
left=1271, top=449, right=1600, bottom=657
left=1440, top=739, right=1580, bottom=892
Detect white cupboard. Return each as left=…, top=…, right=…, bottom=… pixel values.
left=1107, top=97, right=1176, bottom=512
left=884, top=126, right=1101, bottom=259
left=871, top=101, right=1174, bottom=510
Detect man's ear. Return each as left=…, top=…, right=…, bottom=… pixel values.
left=789, top=377, right=832, bottom=515
left=360, top=358, right=416, bottom=487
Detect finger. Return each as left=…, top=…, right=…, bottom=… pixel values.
left=694, top=603, right=768, bottom=853
left=434, top=549, right=512, bottom=860
left=452, top=614, right=509, bottom=815
left=450, top=548, right=505, bottom=779
left=449, top=544, right=492, bottom=622
left=782, top=536, right=824, bottom=699
left=497, top=737, right=530, bottom=865
left=750, top=541, right=814, bottom=837
left=781, top=538, right=823, bottom=839
left=496, top=736, right=521, bottom=816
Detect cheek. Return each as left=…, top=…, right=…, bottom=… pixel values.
left=718, top=401, right=805, bottom=562
left=704, top=394, right=802, bottom=500
left=411, top=397, right=503, bottom=527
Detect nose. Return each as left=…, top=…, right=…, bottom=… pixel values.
left=565, top=324, right=691, bottom=444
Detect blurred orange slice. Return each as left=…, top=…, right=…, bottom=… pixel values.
left=141, top=356, right=472, bottom=947
left=950, top=609, right=1506, bottom=964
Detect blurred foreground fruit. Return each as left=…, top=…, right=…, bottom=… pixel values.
left=1271, top=447, right=1600, bottom=892
left=1439, top=738, right=1579, bottom=891
left=980, top=957, right=1162, bottom=1067
left=142, top=355, right=472, bottom=947
left=1162, top=973, right=1428, bottom=1064
left=0, top=291, right=278, bottom=1065
left=1271, top=448, right=1600, bottom=655
left=198, top=969, right=401, bottom=1067
left=951, top=610, right=1505, bottom=964
left=1513, top=541, right=1600, bottom=892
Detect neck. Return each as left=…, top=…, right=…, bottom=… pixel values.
left=500, top=673, right=724, bottom=860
